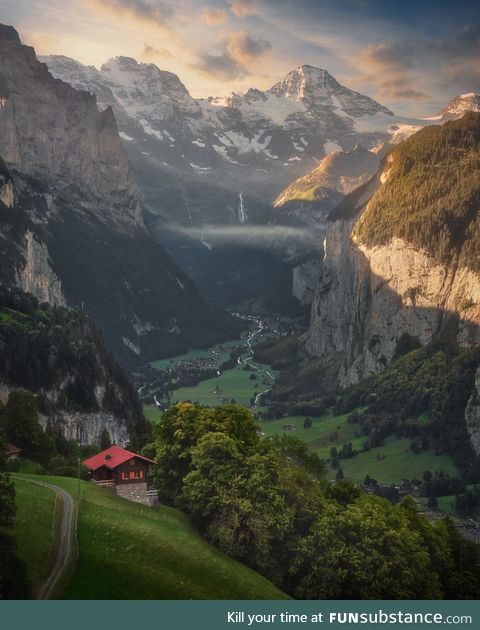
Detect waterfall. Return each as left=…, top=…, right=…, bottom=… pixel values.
left=238, top=192, right=247, bottom=224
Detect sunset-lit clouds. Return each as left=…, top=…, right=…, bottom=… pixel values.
left=230, top=0, right=254, bottom=18
left=201, top=7, right=228, bottom=25
left=90, top=0, right=175, bottom=29
left=194, top=30, right=270, bottom=79
left=358, top=41, right=426, bottom=101
left=0, top=0, right=478, bottom=114
left=140, top=43, right=174, bottom=61
left=226, top=30, right=271, bottom=65
left=355, top=22, right=480, bottom=105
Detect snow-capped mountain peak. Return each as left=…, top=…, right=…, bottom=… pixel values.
left=268, top=65, right=337, bottom=100
left=40, top=55, right=399, bottom=193
left=268, top=64, right=393, bottom=117
left=99, top=56, right=198, bottom=115
left=438, top=92, right=480, bottom=118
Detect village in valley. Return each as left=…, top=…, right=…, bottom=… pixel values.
left=134, top=314, right=290, bottom=413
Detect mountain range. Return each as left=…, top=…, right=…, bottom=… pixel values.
left=4, top=23, right=480, bottom=355
left=39, top=52, right=441, bottom=314
left=40, top=56, right=398, bottom=198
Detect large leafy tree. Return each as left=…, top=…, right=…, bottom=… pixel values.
left=150, top=402, right=480, bottom=599
left=151, top=403, right=260, bottom=500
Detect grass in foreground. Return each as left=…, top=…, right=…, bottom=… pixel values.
left=13, top=478, right=57, bottom=590
left=18, top=474, right=288, bottom=600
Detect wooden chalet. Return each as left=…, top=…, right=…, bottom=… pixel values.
left=82, top=445, right=157, bottom=506
left=4, top=443, right=21, bottom=459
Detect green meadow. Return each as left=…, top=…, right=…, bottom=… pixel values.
left=15, top=474, right=287, bottom=600
left=260, top=414, right=459, bottom=485
left=339, top=437, right=459, bottom=484
left=169, top=364, right=275, bottom=408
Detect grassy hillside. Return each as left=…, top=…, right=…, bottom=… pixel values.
left=260, top=412, right=358, bottom=452
left=17, top=474, right=288, bottom=600
left=354, top=112, right=480, bottom=272
left=13, top=478, right=58, bottom=592
left=260, top=415, right=458, bottom=484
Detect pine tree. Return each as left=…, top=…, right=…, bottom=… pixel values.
left=0, top=442, right=30, bottom=598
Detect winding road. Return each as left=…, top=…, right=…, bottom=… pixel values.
left=14, top=477, right=76, bottom=599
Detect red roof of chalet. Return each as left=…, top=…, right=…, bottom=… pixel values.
left=82, top=445, right=156, bottom=471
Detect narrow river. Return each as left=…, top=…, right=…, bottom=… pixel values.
left=233, top=313, right=276, bottom=405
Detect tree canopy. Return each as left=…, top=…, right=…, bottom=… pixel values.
left=148, top=402, right=480, bottom=599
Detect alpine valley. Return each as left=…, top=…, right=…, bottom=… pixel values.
left=2, top=8, right=480, bottom=602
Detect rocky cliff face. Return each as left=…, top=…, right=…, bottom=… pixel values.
left=0, top=24, right=239, bottom=364
left=305, top=116, right=480, bottom=386
left=0, top=26, right=138, bottom=230
left=466, top=367, right=480, bottom=456
left=17, top=231, right=66, bottom=306
left=305, top=226, right=480, bottom=386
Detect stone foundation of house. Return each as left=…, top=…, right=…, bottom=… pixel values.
left=115, top=482, right=150, bottom=505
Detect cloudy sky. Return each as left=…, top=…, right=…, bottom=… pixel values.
left=1, top=0, right=479, bottom=115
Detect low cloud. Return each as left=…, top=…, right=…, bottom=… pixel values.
left=231, top=0, right=254, bottom=18
left=161, top=224, right=321, bottom=252
left=202, top=7, right=229, bottom=25
left=141, top=43, right=173, bottom=60
left=194, top=30, right=271, bottom=80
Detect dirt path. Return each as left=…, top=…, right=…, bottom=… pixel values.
left=13, top=477, right=76, bottom=599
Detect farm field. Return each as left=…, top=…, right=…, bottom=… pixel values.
left=13, top=478, right=57, bottom=591
left=259, top=411, right=357, bottom=455
left=260, top=414, right=459, bottom=485
left=143, top=404, right=162, bottom=424
left=169, top=364, right=275, bottom=408
left=16, top=474, right=288, bottom=600
left=339, top=437, right=459, bottom=484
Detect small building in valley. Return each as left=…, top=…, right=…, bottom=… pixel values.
left=4, top=443, right=21, bottom=459
left=82, top=445, right=158, bottom=506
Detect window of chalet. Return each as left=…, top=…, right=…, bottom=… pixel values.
left=121, top=470, right=144, bottom=480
